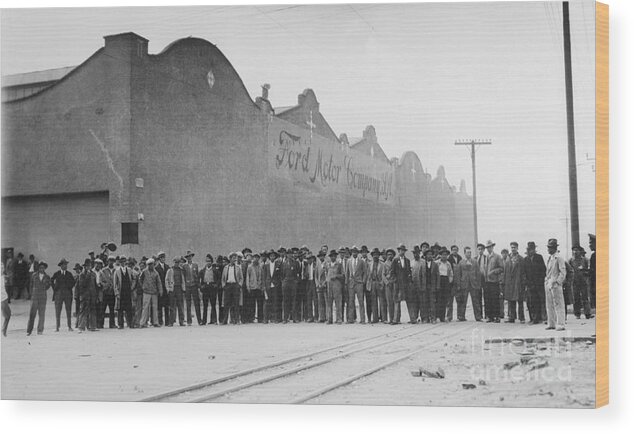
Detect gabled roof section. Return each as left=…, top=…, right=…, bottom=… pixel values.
left=350, top=125, right=390, bottom=164
left=2, top=66, right=76, bottom=88
left=274, top=89, right=339, bottom=143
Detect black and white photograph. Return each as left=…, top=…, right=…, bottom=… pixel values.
left=1, top=0, right=600, bottom=408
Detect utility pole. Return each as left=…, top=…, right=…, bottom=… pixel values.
left=562, top=1, right=580, bottom=248
left=455, top=139, right=492, bottom=248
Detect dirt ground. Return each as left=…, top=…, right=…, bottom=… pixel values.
left=1, top=298, right=596, bottom=407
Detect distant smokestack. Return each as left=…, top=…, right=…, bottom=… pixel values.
left=261, top=83, right=270, bottom=100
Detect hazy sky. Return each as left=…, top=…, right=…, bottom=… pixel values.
left=0, top=1, right=596, bottom=254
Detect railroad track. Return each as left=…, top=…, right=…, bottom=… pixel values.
left=140, top=321, right=473, bottom=404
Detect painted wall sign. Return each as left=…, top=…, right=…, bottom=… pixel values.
left=268, top=118, right=395, bottom=204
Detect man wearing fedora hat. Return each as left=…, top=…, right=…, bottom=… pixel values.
left=315, top=250, right=329, bottom=323
left=279, top=247, right=299, bottom=323
left=182, top=250, right=201, bottom=326
left=113, top=257, right=137, bottom=328
left=483, top=240, right=504, bottom=322
left=221, top=252, right=243, bottom=324
left=544, top=238, right=567, bottom=330
left=366, top=248, right=386, bottom=323
left=155, top=251, right=170, bottom=326
left=51, top=258, right=75, bottom=332
left=165, top=256, right=186, bottom=326
left=77, top=259, right=99, bottom=332
left=588, top=234, right=596, bottom=309
left=569, top=245, right=593, bottom=320
left=26, top=261, right=52, bottom=335
left=524, top=241, right=547, bottom=324
left=502, top=242, right=526, bottom=323
left=98, top=256, right=117, bottom=329
left=326, top=249, right=345, bottom=324
left=407, top=246, right=423, bottom=324
left=382, top=248, right=397, bottom=324
left=346, top=246, right=368, bottom=324
left=391, top=244, right=411, bottom=325
left=261, top=249, right=281, bottom=323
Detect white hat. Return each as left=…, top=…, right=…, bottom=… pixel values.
left=146, top=258, right=155, bottom=265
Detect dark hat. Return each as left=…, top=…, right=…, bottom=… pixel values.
left=222, top=256, right=229, bottom=263
left=351, top=245, right=360, bottom=253
left=242, top=248, right=252, bottom=255
left=572, top=244, right=583, bottom=251
left=547, top=238, right=559, bottom=248
left=527, top=241, right=537, bottom=249
left=360, top=245, right=369, bottom=253
left=205, top=253, right=213, bottom=261
left=477, top=243, right=485, bottom=249
left=306, top=252, right=315, bottom=260
left=58, top=258, right=69, bottom=267
left=17, top=252, right=24, bottom=258
left=88, top=250, right=95, bottom=255
left=328, top=249, right=338, bottom=258
left=300, top=245, right=309, bottom=251
left=317, top=250, right=326, bottom=257
left=338, top=246, right=346, bottom=253
left=253, top=253, right=261, bottom=259
left=371, top=248, right=381, bottom=256
left=38, top=261, right=48, bottom=269
left=421, top=242, right=430, bottom=247
left=397, top=243, right=407, bottom=251
left=588, top=233, right=596, bottom=240
left=268, top=249, right=279, bottom=258
left=510, top=241, right=519, bottom=247
left=386, top=248, right=396, bottom=256
left=424, top=248, right=434, bottom=255
left=412, top=245, right=421, bottom=252
left=184, top=250, right=195, bottom=258
left=141, top=256, right=148, bottom=261
left=73, top=263, right=82, bottom=271
left=291, top=247, right=300, bottom=253
left=439, top=248, right=450, bottom=255
left=451, top=245, right=459, bottom=250
left=83, top=258, right=92, bottom=267
left=433, top=242, right=441, bottom=248
left=278, top=246, right=287, bottom=253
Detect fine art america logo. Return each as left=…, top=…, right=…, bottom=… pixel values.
left=274, top=130, right=394, bottom=202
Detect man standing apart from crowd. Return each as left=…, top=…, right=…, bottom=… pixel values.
left=524, top=242, right=547, bottom=324
left=483, top=240, right=504, bottom=322
left=453, top=247, right=480, bottom=321
left=139, top=258, right=161, bottom=328
left=26, top=261, right=51, bottom=336
left=51, top=258, right=75, bottom=332
left=182, top=250, right=201, bottom=326
left=544, top=238, right=567, bottom=331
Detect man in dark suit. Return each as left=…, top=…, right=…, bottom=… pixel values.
left=524, top=241, right=547, bottom=324
left=346, top=246, right=368, bottom=324
left=261, top=249, right=282, bottom=323
left=391, top=244, right=412, bottom=325
left=182, top=250, right=201, bottom=326
left=13, top=253, right=30, bottom=300
left=588, top=233, right=596, bottom=309
left=279, top=247, right=299, bottom=323
left=155, top=251, right=170, bottom=326
left=77, top=259, right=99, bottom=332
left=51, top=258, right=75, bottom=332
left=27, top=261, right=52, bottom=335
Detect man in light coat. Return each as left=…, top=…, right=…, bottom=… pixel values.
left=544, top=238, right=567, bottom=331
left=246, top=253, right=264, bottom=323
left=503, top=242, right=526, bottom=323
left=315, top=251, right=329, bottom=323
left=483, top=240, right=504, bottom=322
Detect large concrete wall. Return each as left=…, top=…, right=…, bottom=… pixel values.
left=2, top=32, right=475, bottom=261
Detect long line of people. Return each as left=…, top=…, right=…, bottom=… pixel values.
left=0, top=234, right=596, bottom=337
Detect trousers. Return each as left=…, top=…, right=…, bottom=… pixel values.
left=305, top=280, right=317, bottom=321
left=527, top=283, right=545, bottom=323
left=27, top=292, right=48, bottom=334
left=281, top=279, right=296, bottom=322
left=384, top=282, right=396, bottom=323
left=223, top=283, right=240, bottom=324
left=170, top=289, right=185, bottom=326
left=140, top=293, right=159, bottom=326
left=326, top=280, right=343, bottom=323
left=545, top=283, right=566, bottom=328
left=484, top=282, right=501, bottom=319
left=347, top=282, right=365, bottom=323
left=1, top=299, right=10, bottom=336
left=455, top=290, right=468, bottom=321
left=54, top=290, right=73, bottom=330
left=78, top=296, right=97, bottom=331
left=185, top=286, right=201, bottom=325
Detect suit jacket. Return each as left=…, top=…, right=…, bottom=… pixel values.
left=420, top=260, right=440, bottom=292
left=366, top=260, right=385, bottom=290
left=51, top=269, right=75, bottom=294
left=545, top=253, right=567, bottom=289
left=392, top=256, right=412, bottom=291
left=113, top=266, right=138, bottom=297
left=222, top=263, right=243, bottom=288
left=382, top=258, right=396, bottom=285
left=315, top=259, right=329, bottom=290
left=182, top=262, right=199, bottom=288
left=524, top=253, right=546, bottom=287
left=246, top=263, right=262, bottom=291
left=485, top=252, right=505, bottom=283
left=30, top=272, right=51, bottom=294
left=77, top=270, right=98, bottom=300
left=99, top=267, right=116, bottom=296
left=503, top=254, right=525, bottom=301
left=448, top=254, right=463, bottom=267
left=454, top=257, right=480, bottom=292
left=346, top=256, right=368, bottom=286
left=261, top=260, right=282, bottom=293
left=155, top=262, right=169, bottom=293
left=279, top=257, right=299, bottom=281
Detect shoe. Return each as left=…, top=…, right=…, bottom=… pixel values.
left=475, top=318, right=482, bottom=322
left=575, top=315, right=581, bottom=319
left=68, top=327, right=74, bottom=332
left=556, top=326, right=566, bottom=331
left=486, top=318, right=493, bottom=323
left=27, top=332, right=32, bottom=336
left=504, top=319, right=515, bottom=323
left=37, top=331, right=43, bottom=335
left=545, top=326, right=555, bottom=330
left=153, top=324, right=161, bottom=328
left=55, top=328, right=60, bottom=332
left=586, top=314, right=594, bottom=319
left=180, top=323, right=185, bottom=326
left=494, top=318, right=501, bottom=323
left=520, top=320, right=525, bottom=324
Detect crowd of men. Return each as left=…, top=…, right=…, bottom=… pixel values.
left=1, top=234, right=596, bottom=337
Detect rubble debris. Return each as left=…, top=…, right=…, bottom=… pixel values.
left=478, top=379, right=487, bottom=386
left=417, top=367, right=446, bottom=379
left=503, top=361, right=520, bottom=370
left=526, top=358, right=549, bottom=371
left=411, top=370, right=422, bottom=377
left=462, top=383, right=476, bottom=390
